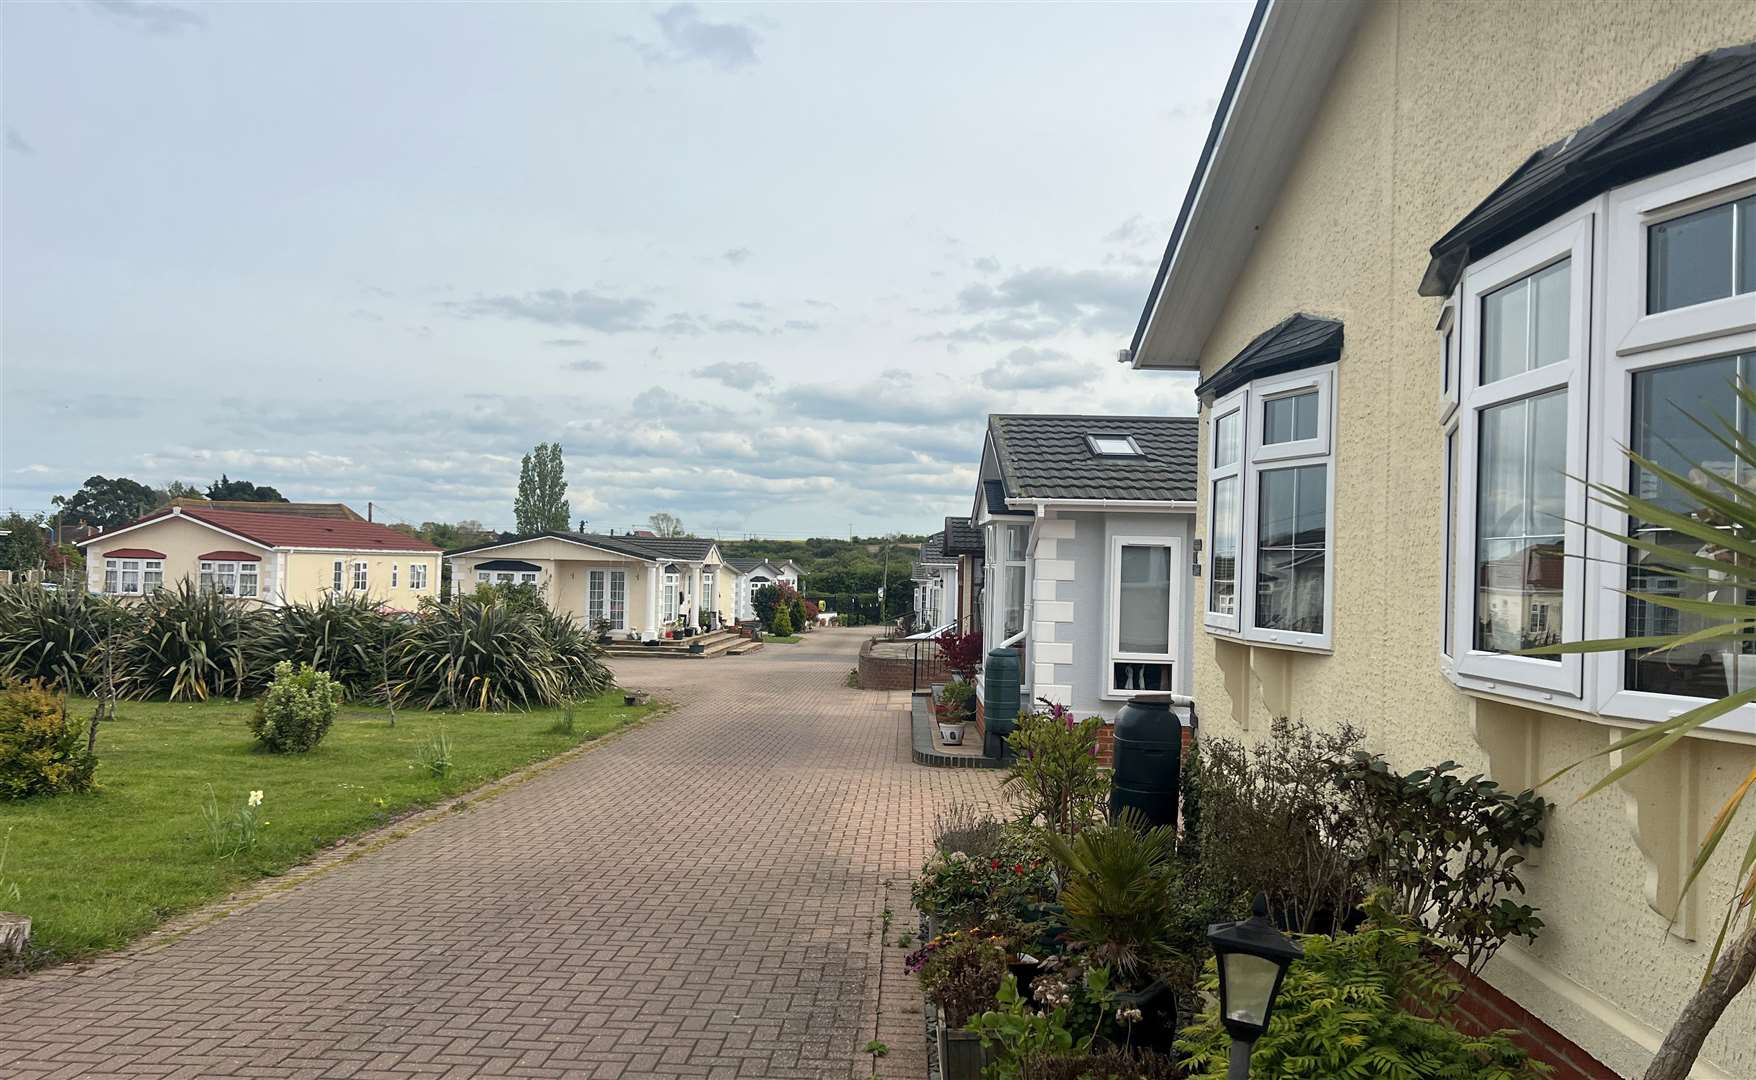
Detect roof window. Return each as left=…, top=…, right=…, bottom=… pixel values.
left=1086, top=434, right=1143, bottom=457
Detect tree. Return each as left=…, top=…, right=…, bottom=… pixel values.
left=160, top=480, right=206, bottom=503
left=0, top=512, right=48, bottom=572
left=53, top=475, right=162, bottom=528
left=206, top=474, right=286, bottom=502
left=648, top=512, right=686, bottom=538
left=513, top=442, right=570, bottom=534
left=1536, top=386, right=1756, bottom=1079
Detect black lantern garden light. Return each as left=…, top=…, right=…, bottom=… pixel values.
left=1206, top=892, right=1304, bottom=1079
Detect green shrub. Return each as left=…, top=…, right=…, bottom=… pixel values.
left=770, top=606, right=793, bottom=636
left=113, top=581, right=270, bottom=701
left=1042, top=811, right=1180, bottom=984
left=1015, top=1048, right=1181, bottom=1080
left=249, top=662, right=342, bottom=752
left=392, top=595, right=606, bottom=711
left=1175, top=916, right=1550, bottom=1080
left=0, top=585, right=127, bottom=693
left=252, top=594, right=401, bottom=701
left=910, top=831, right=1057, bottom=933
left=789, top=597, right=807, bottom=632
left=938, top=680, right=975, bottom=716
left=1003, top=699, right=1108, bottom=836
left=0, top=679, right=95, bottom=799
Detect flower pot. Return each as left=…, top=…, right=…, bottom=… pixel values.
left=938, top=722, right=965, bottom=746
left=688, top=642, right=705, bottom=655
left=935, top=1007, right=990, bottom=1080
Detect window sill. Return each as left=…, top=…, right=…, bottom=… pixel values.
left=1206, top=627, right=1333, bottom=656
left=1441, top=668, right=1756, bottom=746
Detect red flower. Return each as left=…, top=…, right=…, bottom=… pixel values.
left=1012, top=864, right=1025, bottom=874
left=990, top=859, right=1002, bottom=870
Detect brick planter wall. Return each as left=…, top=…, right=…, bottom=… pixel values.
left=1446, top=962, right=1619, bottom=1080
left=857, top=637, right=950, bottom=691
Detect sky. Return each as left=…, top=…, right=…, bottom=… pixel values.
left=1, top=0, right=1250, bottom=538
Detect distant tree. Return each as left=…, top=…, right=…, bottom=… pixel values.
left=206, top=474, right=287, bottom=502
left=52, top=475, right=162, bottom=528
left=0, top=512, right=48, bottom=572
left=160, top=480, right=206, bottom=503
left=408, top=520, right=495, bottom=551
left=648, top=512, right=686, bottom=538
left=513, top=442, right=570, bottom=533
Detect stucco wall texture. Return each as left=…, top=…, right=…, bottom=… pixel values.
left=1184, top=3, right=1756, bottom=1076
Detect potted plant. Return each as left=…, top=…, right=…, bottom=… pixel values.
left=592, top=617, right=613, bottom=645
left=937, top=681, right=976, bottom=745
left=917, top=935, right=1006, bottom=1080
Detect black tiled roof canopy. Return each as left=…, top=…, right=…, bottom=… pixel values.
left=988, top=414, right=1199, bottom=503
left=476, top=559, right=542, bottom=572
left=445, top=531, right=716, bottom=561
left=1195, top=313, right=1344, bottom=401
left=1422, top=41, right=1756, bottom=297
left=943, top=516, right=984, bottom=556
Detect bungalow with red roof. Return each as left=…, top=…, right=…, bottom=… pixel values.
left=75, top=503, right=441, bottom=611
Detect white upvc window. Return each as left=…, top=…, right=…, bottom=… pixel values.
left=391, top=564, right=398, bottom=589
left=1205, top=365, right=1336, bottom=651
left=409, top=564, right=428, bottom=590
left=238, top=562, right=258, bottom=598
left=199, top=561, right=240, bottom=596
left=609, top=570, right=626, bottom=629
left=590, top=569, right=629, bottom=629
left=1205, top=388, right=1244, bottom=632
left=1439, top=296, right=1461, bottom=668
left=1451, top=210, right=1592, bottom=699
left=701, top=569, right=715, bottom=616
left=1105, top=535, right=1182, bottom=699
left=352, top=561, right=368, bottom=592
left=333, top=560, right=344, bottom=592
left=104, top=559, right=143, bottom=595
left=992, top=522, right=1027, bottom=641
left=1589, top=145, right=1756, bottom=734
left=662, top=571, right=679, bottom=622
left=143, top=560, right=163, bottom=592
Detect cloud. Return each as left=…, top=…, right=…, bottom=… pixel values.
left=447, top=288, right=653, bottom=333
left=625, top=4, right=761, bottom=71
left=777, top=371, right=992, bottom=426
left=5, top=128, right=33, bottom=155
left=564, top=358, right=605, bottom=373
left=695, top=361, right=772, bottom=389
left=710, top=318, right=762, bottom=334
left=782, top=319, right=819, bottom=332
left=348, top=308, right=384, bottom=323
left=943, top=266, right=1147, bottom=341
left=979, top=346, right=1095, bottom=391
left=88, top=0, right=206, bottom=34
left=971, top=256, right=1000, bottom=274
left=720, top=247, right=753, bottom=266
left=544, top=338, right=588, bottom=347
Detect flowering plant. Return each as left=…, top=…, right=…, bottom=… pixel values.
left=909, top=844, right=1057, bottom=933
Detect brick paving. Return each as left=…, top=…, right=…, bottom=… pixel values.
left=0, top=627, right=1000, bottom=1079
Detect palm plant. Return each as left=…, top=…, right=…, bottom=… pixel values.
left=391, top=594, right=579, bottom=711
left=531, top=608, right=613, bottom=701
left=1535, top=381, right=1756, bottom=1078
left=0, top=584, right=127, bottom=693
left=252, top=593, right=402, bottom=701
left=1042, top=811, right=1181, bottom=982
left=112, top=581, right=270, bottom=701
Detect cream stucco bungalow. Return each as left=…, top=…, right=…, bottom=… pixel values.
left=447, top=531, right=733, bottom=640
left=1127, top=2, right=1756, bottom=1074
left=76, top=503, right=441, bottom=610
left=724, top=557, right=803, bottom=623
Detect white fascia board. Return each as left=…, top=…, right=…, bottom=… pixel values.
left=1133, top=0, right=1365, bottom=370
left=1010, top=498, right=1197, bottom=513
left=77, top=512, right=274, bottom=553
left=280, top=547, right=442, bottom=556
left=448, top=535, right=647, bottom=562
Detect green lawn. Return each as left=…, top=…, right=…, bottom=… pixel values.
left=0, top=690, right=654, bottom=964
left=765, top=634, right=803, bottom=644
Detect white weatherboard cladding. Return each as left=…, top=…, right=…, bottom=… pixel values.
left=1061, top=511, right=1195, bottom=720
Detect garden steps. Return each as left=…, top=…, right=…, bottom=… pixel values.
left=603, top=629, right=743, bottom=659
left=725, top=641, right=764, bottom=656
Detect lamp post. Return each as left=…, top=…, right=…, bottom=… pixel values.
left=1206, top=892, right=1303, bottom=1080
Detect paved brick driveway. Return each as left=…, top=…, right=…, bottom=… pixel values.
left=0, top=628, right=999, bottom=1079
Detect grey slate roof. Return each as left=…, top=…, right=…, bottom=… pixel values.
left=1195, top=313, right=1344, bottom=400
left=626, top=536, right=717, bottom=561
left=918, top=532, right=955, bottom=564
left=723, top=557, right=769, bottom=575
left=988, top=414, right=1199, bottom=503
left=1422, top=42, right=1756, bottom=296
left=943, top=516, right=983, bottom=556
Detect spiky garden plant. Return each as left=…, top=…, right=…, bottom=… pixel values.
left=0, top=584, right=128, bottom=693
left=1533, top=381, right=1756, bottom=1078
left=532, top=608, right=613, bottom=702
left=253, top=594, right=402, bottom=701
left=1042, top=810, right=1181, bottom=982
left=112, top=581, right=270, bottom=701
left=391, top=595, right=573, bottom=711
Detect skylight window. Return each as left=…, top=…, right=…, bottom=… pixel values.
left=1087, top=434, right=1142, bottom=456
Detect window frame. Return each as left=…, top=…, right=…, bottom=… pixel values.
left=1437, top=299, right=1459, bottom=422
left=391, top=564, right=398, bottom=589
left=104, top=558, right=144, bottom=595
left=409, top=563, right=428, bottom=591
left=999, top=522, right=1028, bottom=641
left=1588, top=146, right=1756, bottom=734
left=1205, top=387, right=1246, bottom=633
left=1104, top=534, right=1183, bottom=701
left=352, top=561, right=368, bottom=592
left=142, top=560, right=163, bottom=593
left=1248, top=368, right=1333, bottom=464
left=333, top=560, right=344, bottom=593
left=1451, top=209, right=1593, bottom=699
left=1085, top=433, right=1144, bottom=457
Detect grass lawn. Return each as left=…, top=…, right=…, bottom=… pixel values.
left=0, top=689, right=654, bottom=964
left=766, top=634, right=803, bottom=644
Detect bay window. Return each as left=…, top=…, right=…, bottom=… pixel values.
left=1440, top=142, right=1756, bottom=735
left=1107, top=536, right=1181, bottom=698
left=1203, top=361, right=1335, bottom=651
left=1000, top=523, right=1026, bottom=640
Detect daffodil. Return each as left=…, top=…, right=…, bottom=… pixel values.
left=247, top=790, right=264, bottom=808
